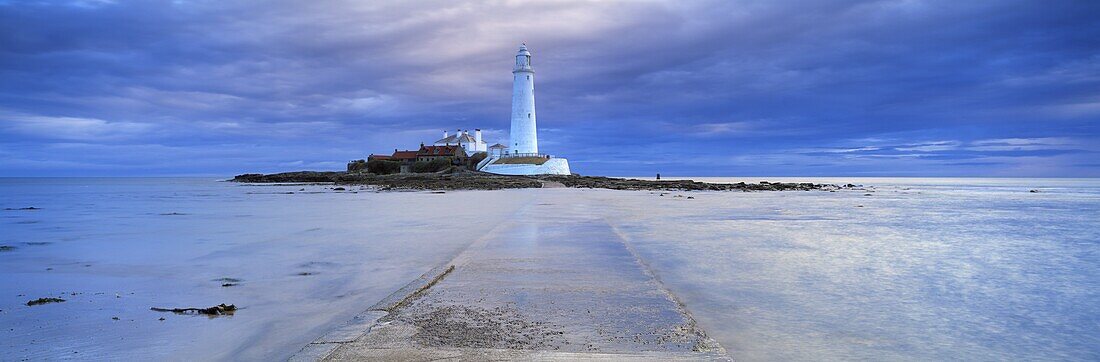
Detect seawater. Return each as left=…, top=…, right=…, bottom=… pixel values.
left=1, top=177, right=1098, bottom=361
left=600, top=177, right=1100, bottom=361
left=0, top=178, right=532, bottom=360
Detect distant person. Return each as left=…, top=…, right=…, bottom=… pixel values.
left=656, top=173, right=661, bottom=180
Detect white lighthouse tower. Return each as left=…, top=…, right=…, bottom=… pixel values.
left=480, top=44, right=571, bottom=175
left=510, top=44, right=538, bottom=155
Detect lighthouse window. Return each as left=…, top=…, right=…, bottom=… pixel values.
left=526, top=75, right=530, bottom=80
left=527, top=113, right=531, bottom=118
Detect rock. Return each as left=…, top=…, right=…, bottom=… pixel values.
left=0, top=245, right=15, bottom=252
left=537, top=175, right=830, bottom=192
left=3, top=207, right=40, bottom=210
left=1029, top=189, right=1040, bottom=193
left=333, top=187, right=346, bottom=191
left=232, top=171, right=835, bottom=192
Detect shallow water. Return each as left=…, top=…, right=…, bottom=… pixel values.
left=0, top=178, right=532, bottom=360
left=599, top=178, right=1100, bottom=361
left=2, top=177, right=1098, bottom=361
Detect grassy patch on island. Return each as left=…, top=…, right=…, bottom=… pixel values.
left=493, top=157, right=549, bottom=165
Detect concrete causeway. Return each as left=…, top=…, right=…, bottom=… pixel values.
left=292, top=190, right=729, bottom=361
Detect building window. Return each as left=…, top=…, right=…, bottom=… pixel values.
left=527, top=113, right=531, bottom=118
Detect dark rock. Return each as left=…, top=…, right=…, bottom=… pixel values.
left=232, top=171, right=343, bottom=183
left=537, top=175, right=830, bottom=192
left=233, top=171, right=835, bottom=192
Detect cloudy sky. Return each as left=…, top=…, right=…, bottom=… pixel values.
left=1, top=0, right=1097, bottom=177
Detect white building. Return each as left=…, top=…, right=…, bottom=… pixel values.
left=509, top=44, right=538, bottom=155
left=434, top=129, right=486, bottom=155
left=480, top=44, right=571, bottom=176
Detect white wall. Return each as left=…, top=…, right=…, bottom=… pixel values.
left=481, top=158, right=570, bottom=175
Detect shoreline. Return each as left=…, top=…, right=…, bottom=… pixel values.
left=232, top=171, right=838, bottom=191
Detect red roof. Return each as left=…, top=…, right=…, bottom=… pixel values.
left=391, top=150, right=419, bottom=160
left=417, top=145, right=463, bottom=157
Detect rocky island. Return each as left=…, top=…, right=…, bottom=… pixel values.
left=232, top=170, right=835, bottom=191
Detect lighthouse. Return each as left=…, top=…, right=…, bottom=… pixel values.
left=480, top=44, right=571, bottom=175
left=510, top=44, right=538, bottom=155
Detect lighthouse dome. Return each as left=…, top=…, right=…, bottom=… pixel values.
left=514, top=43, right=533, bottom=72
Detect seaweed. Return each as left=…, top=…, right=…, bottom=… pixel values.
left=151, top=303, right=236, bottom=316
left=26, top=297, right=65, bottom=306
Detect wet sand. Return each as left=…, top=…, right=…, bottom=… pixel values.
left=293, top=190, right=730, bottom=361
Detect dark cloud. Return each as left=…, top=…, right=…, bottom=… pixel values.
left=0, top=0, right=1097, bottom=176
